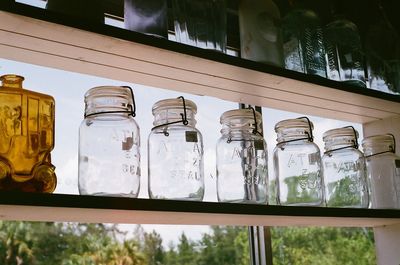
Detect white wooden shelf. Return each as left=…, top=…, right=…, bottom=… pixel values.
left=1, top=193, right=400, bottom=228
left=1, top=8, right=399, bottom=124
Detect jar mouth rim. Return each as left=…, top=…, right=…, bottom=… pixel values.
left=152, top=98, right=197, bottom=113
left=362, top=134, right=395, bottom=146
left=323, top=127, right=359, bottom=141
left=220, top=109, right=261, bottom=123
left=85, top=86, right=133, bottom=101
left=1, top=74, right=25, bottom=82
left=274, top=118, right=313, bottom=132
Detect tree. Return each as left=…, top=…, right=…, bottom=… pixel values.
left=197, top=226, right=248, bottom=265
left=143, top=230, right=164, bottom=265
left=176, top=233, right=198, bottom=265
left=271, top=227, right=376, bottom=265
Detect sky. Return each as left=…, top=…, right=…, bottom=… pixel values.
left=2, top=0, right=363, bottom=247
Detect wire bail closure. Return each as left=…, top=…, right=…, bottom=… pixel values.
left=84, top=86, right=136, bottom=118
left=227, top=107, right=263, bottom=143
left=277, top=116, right=314, bottom=146
left=324, top=126, right=359, bottom=155
left=151, top=96, right=189, bottom=136
left=365, top=133, right=396, bottom=158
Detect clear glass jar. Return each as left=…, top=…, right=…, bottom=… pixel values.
left=216, top=108, right=268, bottom=203
left=362, top=134, right=400, bottom=209
left=171, top=0, right=227, bottom=52
left=324, top=1, right=366, bottom=87
left=148, top=97, right=204, bottom=200
left=273, top=117, right=323, bottom=206
left=322, top=127, right=369, bottom=208
left=282, top=1, right=327, bottom=77
left=238, top=0, right=283, bottom=67
left=78, top=86, right=140, bottom=197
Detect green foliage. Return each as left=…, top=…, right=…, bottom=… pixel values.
left=0, top=221, right=376, bottom=265
left=272, top=227, right=376, bottom=265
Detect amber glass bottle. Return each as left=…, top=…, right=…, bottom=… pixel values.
left=0, top=75, right=56, bottom=192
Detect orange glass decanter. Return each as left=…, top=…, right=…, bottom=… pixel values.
left=0, top=74, right=56, bottom=192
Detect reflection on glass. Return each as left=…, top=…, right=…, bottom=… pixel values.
left=365, top=1, right=400, bottom=95
left=172, top=0, right=227, bottom=52
left=124, top=0, right=168, bottom=38
left=282, top=2, right=327, bottom=77
left=238, top=0, right=283, bottom=66
left=325, top=1, right=366, bottom=87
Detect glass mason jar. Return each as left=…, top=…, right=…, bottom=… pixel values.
left=238, top=0, right=283, bottom=67
left=322, top=127, right=369, bottom=208
left=148, top=97, right=204, bottom=200
left=365, top=0, right=400, bottom=94
left=172, top=0, right=227, bottom=53
left=362, top=134, right=400, bottom=209
left=282, top=1, right=327, bottom=78
left=324, top=0, right=366, bottom=87
left=124, top=0, right=168, bottom=38
left=273, top=117, right=323, bottom=206
left=79, top=86, right=140, bottom=197
left=0, top=74, right=56, bottom=193
left=216, top=108, right=268, bottom=203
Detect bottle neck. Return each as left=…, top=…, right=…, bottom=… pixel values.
left=0, top=75, right=24, bottom=89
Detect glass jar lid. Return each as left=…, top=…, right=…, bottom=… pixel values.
left=323, top=126, right=359, bottom=152
left=220, top=108, right=262, bottom=135
left=152, top=98, right=197, bottom=114
left=362, top=134, right=396, bottom=157
left=152, top=97, right=197, bottom=128
left=84, top=86, right=135, bottom=117
left=362, top=134, right=395, bottom=146
left=220, top=108, right=262, bottom=126
left=323, top=126, right=358, bottom=141
left=274, top=117, right=314, bottom=144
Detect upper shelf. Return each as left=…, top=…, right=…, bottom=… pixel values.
left=1, top=3, right=400, bottom=124
left=1, top=192, right=400, bottom=227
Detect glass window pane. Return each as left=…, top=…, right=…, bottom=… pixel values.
left=0, top=221, right=250, bottom=265
left=271, top=227, right=376, bottom=265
